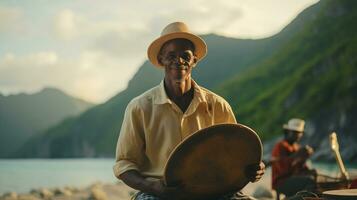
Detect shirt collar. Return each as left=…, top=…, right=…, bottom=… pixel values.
left=153, top=79, right=208, bottom=106
left=191, top=79, right=207, bottom=104
left=154, top=80, right=171, bottom=105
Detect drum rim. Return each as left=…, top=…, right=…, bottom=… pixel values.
left=163, top=123, right=263, bottom=196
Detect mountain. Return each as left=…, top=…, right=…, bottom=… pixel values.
left=218, top=0, right=357, bottom=162
left=14, top=33, right=285, bottom=158
left=0, top=88, right=94, bottom=157
left=15, top=30, right=301, bottom=158
left=16, top=0, right=356, bottom=161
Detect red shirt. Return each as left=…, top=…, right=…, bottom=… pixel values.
left=271, top=140, right=307, bottom=189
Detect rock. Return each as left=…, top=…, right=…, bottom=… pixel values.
left=29, top=189, right=38, bottom=195
left=38, top=189, right=53, bottom=199
left=252, top=185, right=274, bottom=199
left=53, top=188, right=72, bottom=196
left=64, top=186, right=79, bottom=193
left=17, top=194, right=41, bottom=200
left=89, top=186, right=108, bottom=200
left=1, top=192, right=18, bottom=200
left=30, top=188, right=51, bottom=198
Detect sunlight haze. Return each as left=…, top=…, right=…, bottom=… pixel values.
left=0, top=0, right=319, bottom=103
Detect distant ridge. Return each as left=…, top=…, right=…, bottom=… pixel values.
left=0, top=87, right=94, bottom=157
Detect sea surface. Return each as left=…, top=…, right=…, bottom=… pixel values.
left=0, top=159, right=116, bottom=194
left=0, top=159, right=356, bottom=195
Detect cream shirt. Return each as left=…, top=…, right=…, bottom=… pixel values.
left=113, top=80, right=236, bottom=178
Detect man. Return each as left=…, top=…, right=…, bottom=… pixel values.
left=113, top=22, right=265, bottom=200
left=271, top=118, right=316, bottom=199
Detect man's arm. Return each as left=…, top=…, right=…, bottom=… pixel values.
left=120, top=170, right=186, bottom=199
left=271, top=145, right=313, bottom=168
left=119, top=170, right=163, bottom=196
left=245, top=162, right=265, bottom=183
left=113, top=101, right=146, bottom=179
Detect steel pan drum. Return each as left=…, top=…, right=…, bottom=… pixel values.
left=163, top=123, right=262, bottom=199
left=322, top=189, right=357, bottom=200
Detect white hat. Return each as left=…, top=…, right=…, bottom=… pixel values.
left=147, top=22, right=207, bottom=68
left=283, top=118, right=305, bottom=132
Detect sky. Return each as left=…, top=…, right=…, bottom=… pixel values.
left=0, top=0, right=319, bottom=103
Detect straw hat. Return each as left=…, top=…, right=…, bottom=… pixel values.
left=147, top=22, right=207, bottom=68
left=283, top=118, right=305, bottom=132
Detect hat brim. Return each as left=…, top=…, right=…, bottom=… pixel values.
left=283, top=124, right=304, bottom=132
left=147, top=32, right=207, bottom=68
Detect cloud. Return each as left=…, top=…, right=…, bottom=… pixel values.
left=0, top=6, right=24, bottom=33
left=90, top=28, right=150, bottom=59
left=0, top=50, right=141, bottom=103
left=48, top=0, right=255, bottom=65
left=1, top=0, right=245, bottom=102
left=146, top=0, right=243, bottom=34
left=0, top=0, right=319, bottom=103
left=53, top=9, right=84, bottom=40
left=0, top=52, right=58, bottom=69
left=0, top=52, right=70, bottom=90
left=52, top=8, right=145, bottom=41
left=83, top=0, right=243, bottom=63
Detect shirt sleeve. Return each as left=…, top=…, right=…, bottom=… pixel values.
left=213, top=98, right=237, bottom=124
left=272, top=142, right=294, bottom=178
left=113, top=100, right=146, bottom=178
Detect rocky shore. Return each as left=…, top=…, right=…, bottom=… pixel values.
left=0, top=182, right=136, bottom=200
left=5, top=165, right=354, bottom=200
left=0, top=180, right=275, bottom=200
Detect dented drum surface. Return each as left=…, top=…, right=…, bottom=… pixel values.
left=164, top=123, right=262, bottom=199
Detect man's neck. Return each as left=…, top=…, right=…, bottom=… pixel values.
left=164, top=77, right=194, bottom=112
left=164, top=77, right=192, bottom=98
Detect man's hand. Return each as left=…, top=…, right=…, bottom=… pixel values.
left=120, top=170, right=190, bottom=200
left=302, top=145, right=314, bottom=157
left=296, top=145, right=314, bottom=160
left=245, top=161, right=265, bottom=183
left=147, top=178, right=188, bottom=200
left=146, top=178, right=166, bottom=196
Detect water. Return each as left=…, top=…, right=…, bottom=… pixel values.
left=0, top=159, right=356, bottom=195
left=0, top=159, right=117, bottom=194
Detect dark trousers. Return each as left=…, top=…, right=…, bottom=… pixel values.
left=276, top=175, right=315, bottom=199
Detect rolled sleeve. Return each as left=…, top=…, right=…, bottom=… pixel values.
left=113, top=100, right=146, bottom=178
left=113, top=159, right=140, bottom=178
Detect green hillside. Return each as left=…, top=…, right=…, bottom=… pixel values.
left=16, top=0, right=356, bottom=160
left=218, top=0, right=357, bottom=161
left=15, top=31, right=286, bottom=158
left=16, top=31, right=297, bottom=158
left=0, top=88, right=94, bottom=157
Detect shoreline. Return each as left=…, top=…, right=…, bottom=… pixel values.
left=0, top=181, right=136, bottom=200
left=0, top=171, right=274, bottom=200
left=0, top=168, right=274, bottom=200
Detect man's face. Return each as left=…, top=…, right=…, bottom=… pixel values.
left=287, top=130, right=303, bottom=143
left=158, top=38, right=197, bottom=83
